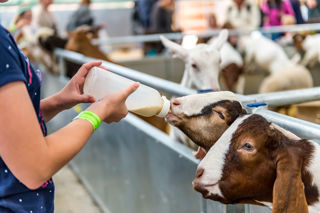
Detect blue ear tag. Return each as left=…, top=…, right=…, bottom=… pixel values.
left=197, top=89, right=214, bottom=94
left=246, top=102, right=268, bottom=108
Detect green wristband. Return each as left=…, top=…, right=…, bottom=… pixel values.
left=75, top=111, right=101, bottom=131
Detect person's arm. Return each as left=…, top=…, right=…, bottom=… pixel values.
left=0, top=76, right=138, bottom=190
left=306, top=0, right=318, bottom=9
left=248, top=3, right=261, bottom=29
left=261, top=2, right=271, bottom=26
left=283, top=0, right=295, bottom=16
left=40, top=62, right=99, bottom=122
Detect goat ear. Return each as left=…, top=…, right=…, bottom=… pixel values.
left=160, top=35, right=188, bottom=60
left=272, top=151, right=308, bottom=213
left=242, top=108, right=247, bottom=114
left=210, top=29, right=229, bottom=51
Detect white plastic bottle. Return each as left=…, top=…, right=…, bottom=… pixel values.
left=83, top=66, right=170, bottom=117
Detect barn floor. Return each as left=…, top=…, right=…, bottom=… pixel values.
left=54, top=165, right=102, bottom=213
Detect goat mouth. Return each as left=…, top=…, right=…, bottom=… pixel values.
left=194, top=183, right=225, bottom=201
left=193, top=181, right=218, bottom=197
left=165, top=113, right=182, bottom=125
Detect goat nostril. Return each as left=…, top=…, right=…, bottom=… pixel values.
left=172, top=99, right=181, bottom=107
left=196, top=167, right=204, bottom=178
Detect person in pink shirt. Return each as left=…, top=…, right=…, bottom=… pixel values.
left=262, top=0, right=295, bottom=26
left=261, top=0, right=295, bottom=39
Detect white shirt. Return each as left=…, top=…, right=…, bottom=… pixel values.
left=225, top=0, right=261, bottom=30
left=32, top=5, right=57, bottom=32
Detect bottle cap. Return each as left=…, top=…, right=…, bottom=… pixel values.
left=157, top=96, right=170, bottom=117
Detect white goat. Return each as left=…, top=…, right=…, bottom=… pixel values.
left=238, top=32, right=313, bottom=93
left=209, top=38, right=244, bottom=94
left=160, top=30, right=228, bottom=91
left=294, top=34, right=320, bottom=67
left=160, top=30, right=228, bottom=149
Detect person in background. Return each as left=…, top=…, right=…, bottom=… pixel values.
left=261, top=0, right=295, bottom=40
left=150, top=0, right=175, bottom=34
left=262, top=0, right=296, bottom=26
left=0, top=1, right=139, bottom=212
left=224, top=0, right=261, bottom=30
left=32, top=0, right=57, bottom=34
left=306, top=0, right=320, bottom=22
left=9, top=5, right=33, bottom=42
left=66, top=0, right=94, bottom=33
left=208, top=13, right=219, bottom=30
left=136, top=0, right=158, bottom=30
left=290, top=0, right=305, bottom=24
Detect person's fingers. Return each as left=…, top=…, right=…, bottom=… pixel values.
left=118, top=82, right=140, bottom=100
left=77, top=61, right=102, bottom=77
left=98, top=65, right=109, bottom=72
left=78, top=95, right=96, bottom=103
left=78, top=76, right=86, bottom=93
left=83, top=61, right=102, bottom=70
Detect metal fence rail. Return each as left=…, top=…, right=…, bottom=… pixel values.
left=255, top=108, right=320, bottom=140
left=55, top=49, right=320, bottom=138
left=43, top=71, right=270, bottom=213
left=53, top=49, right=320, bottom=213
left=241, top=87, right=320, bottom=108
left=55, top=49, right=196, bottom=97
left=93, top=23, right=320, bottom=45
left=55, top=49, right=320, bottom=108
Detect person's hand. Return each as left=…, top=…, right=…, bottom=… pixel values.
left=55, top=61, right=102, bottom=111
left=87, top=82, right=139, bottom=123
left=15, top=19, right=31, bottom=29
left=307, top=0, right=317, bottom=9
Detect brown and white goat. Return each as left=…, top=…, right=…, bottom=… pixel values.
left=161, top=31, right=229, bottom=148
left=208, top=38, right=244, bottom=94
left=166, top=91, right=245, bottom=153
left=193, top=114, right=320, bottom=213
left=293, top=33, right=320, bottom=68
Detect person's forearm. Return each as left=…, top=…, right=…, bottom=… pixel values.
left=0, top=82, right=96, bottom=189
left=1, top=79, right=136, bottom=190
left=42, top=119, right=94, bottom=181
left=15, top=118, right=94, bottom=189
left=40, top=93, right=66, bottom=122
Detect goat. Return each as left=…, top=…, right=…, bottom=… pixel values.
left=193, top=113, right=320, bottom=213
left=160, top=30, right=229, bottom=148
left=237, top=31, right=292, bottom=74
left=166, top=91, right=300, bottom=157
left=65, top=26, right=111, bottom=62
left=238, top=32, right=313, bottom=93
left=64, top=26, right=117, bottom=78
left=259, top=64, right=313, bottom=93
left=208, top=38, right=244, bottom=93
left=293, top=33, right=320, bottom=68
left=37, top=26, right=116, bottom=77
left=160, top=30, right=228, bottom=91
left=16, top=27, right=63, bottom=74
left=166, top=91, right=245, bottom=154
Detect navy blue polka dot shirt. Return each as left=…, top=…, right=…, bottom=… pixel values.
left=0, top=25, right=54, bottom=213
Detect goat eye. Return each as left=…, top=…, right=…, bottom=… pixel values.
left=217, top=111, right=225, bottom=120
left=191, top=63, right=199, bottom=70
left=213, top=110, right=225, bottom=120
left=242, top=143, right=255, bottom=151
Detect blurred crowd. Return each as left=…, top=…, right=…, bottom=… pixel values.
left=133, top=0, right=320, bottom=35
left=8, top=0, right=97, bottom=44
left=5, top=0, right=320, bottom=68
left=7, top=0, right=320, bottom=46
